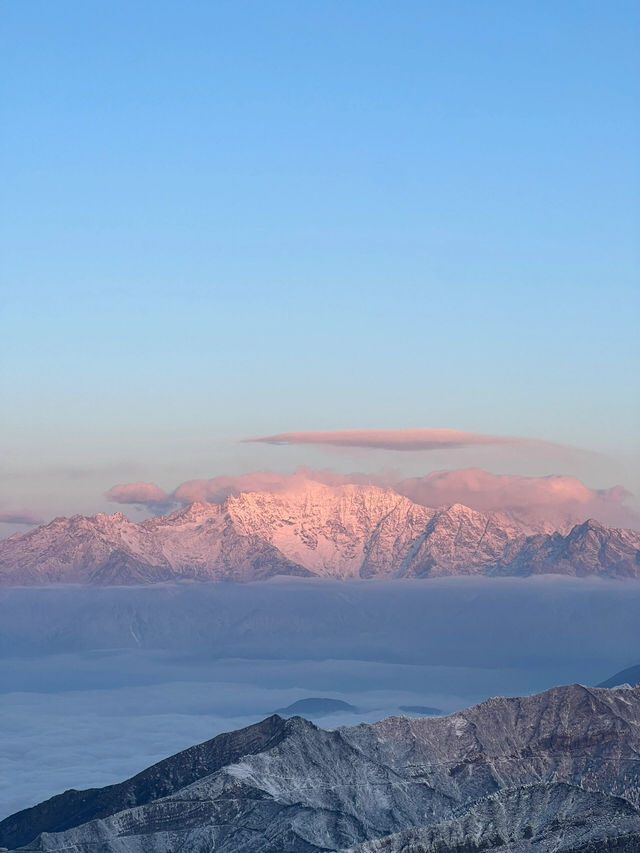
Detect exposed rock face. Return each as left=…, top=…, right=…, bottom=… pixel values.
left=3, top=684, right=640, bottom=852
left=1, top=483, right=639, bottom=585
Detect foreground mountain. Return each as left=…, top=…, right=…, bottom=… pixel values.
left=3, top=684, right=640, bottom=852
left=1, top=483, right=639, bottom=585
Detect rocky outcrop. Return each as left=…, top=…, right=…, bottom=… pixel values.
left=1, top=483, right=639, bottom=585
left=3, top=684, right=640, bottom=852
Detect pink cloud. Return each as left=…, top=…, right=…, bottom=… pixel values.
left=105, top=466, right=637, bottom=530
left=0, top=509, right=43, bottom=525
left=242, top=428, right=566, bottom=452
left=172, top=471, right=301, bottom=504
left=106, top=469, right=374, bottom=511
left=172, top=468, right=390, bottom=504
left=105, top=482, right=171, bottom=506
left=393, top=468, right=637, bottom=530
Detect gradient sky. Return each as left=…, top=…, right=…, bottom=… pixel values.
left=1, top=1, right=639, bottom=528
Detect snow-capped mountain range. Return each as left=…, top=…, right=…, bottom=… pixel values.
left=1, top=482, right=639, bottom=584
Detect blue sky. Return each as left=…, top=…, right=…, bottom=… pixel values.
left=1, top=1, right=638, bottom=524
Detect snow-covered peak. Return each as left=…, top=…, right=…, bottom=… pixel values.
left=0, top=483, right=638, bottom=585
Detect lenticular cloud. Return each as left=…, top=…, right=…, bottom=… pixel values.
left=241, top=428, right=566, bottom=452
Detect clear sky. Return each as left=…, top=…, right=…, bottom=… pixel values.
left=1, top=1, right=639, bottom=526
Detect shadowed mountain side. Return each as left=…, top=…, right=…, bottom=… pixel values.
left=2, top=580, right=640, bottom=672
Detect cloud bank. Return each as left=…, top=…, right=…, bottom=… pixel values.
left=242, top=428, right=567, bottom=452
left=105, top=466, right=638, bottom=530
left=396, top=468, right=636, bottom=530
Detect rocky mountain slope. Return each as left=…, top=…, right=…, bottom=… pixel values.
left=3, top=684, right=640, bottom=852
left=343, top=784, right=640, bottom=852
left=1, top=483, right=639, bottom=584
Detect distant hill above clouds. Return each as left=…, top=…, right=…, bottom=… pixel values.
left=274, top=698, right=359, bottom=717
left=0, top=481, right=639, bottom=585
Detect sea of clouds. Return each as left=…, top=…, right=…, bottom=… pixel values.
left=1, top=576, right=640, bottom=818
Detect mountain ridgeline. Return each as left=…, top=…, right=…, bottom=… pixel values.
left=3, top=684, right=640, bottom=852
left=1, top=482, right=639, bottom=585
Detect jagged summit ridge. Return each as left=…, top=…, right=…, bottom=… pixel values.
left=0, top=482, right=639, bottom=585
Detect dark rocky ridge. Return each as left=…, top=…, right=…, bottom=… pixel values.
left=0, top=715, right=288, bottom=850
left=3, top=684, right=640, bottom=852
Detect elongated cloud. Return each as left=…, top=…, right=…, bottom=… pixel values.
left=242, top=428, right=565, bottom=452
left=0, top=509, right=43, bottom=525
